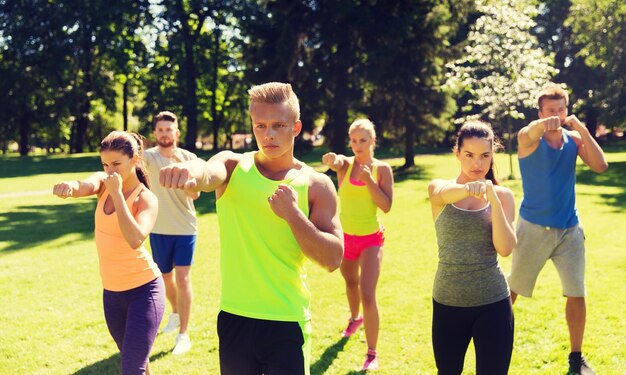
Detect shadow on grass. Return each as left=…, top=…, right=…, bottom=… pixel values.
left=195, top=190, right=217, bottom=215
left=577, top=161, right=626, bottom=210
left=310, top=337, right=349, bottom=375
left=0, top=192, right=216, bottom=256
left=0, top=154, right=101, bottom=178
left=393, top=164, right=428, bottom=184
left=0, top=200, right=95, bottom=254
left=71, top=350, right=169, bottom=375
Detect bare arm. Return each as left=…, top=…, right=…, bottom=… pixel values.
left=171, top=149, right=202, bottom=199
left=104, top=174, right=159, bottom=249
left=361, top=162, right=393, bottom=213
left=566, top=115, right=608, bottom=173
left=268, top=173, right=344, bottom=272
left=428, top=179, right=494, bottom=219
left=487, top=184, right=516, bottom=257
left=321, top=152, right=349, bottom=173
left=53, top=172, right=106, bottom=198
left=517, top=117, right=561, bottom=157
left=428, top=179, right=469, bottom=220
left=159, top=151, right=241, bottom=193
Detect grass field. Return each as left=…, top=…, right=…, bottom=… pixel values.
left=1, top=147, right=625, bottom=374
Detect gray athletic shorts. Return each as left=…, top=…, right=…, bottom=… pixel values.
left=508, top=217, right=586, bottom=298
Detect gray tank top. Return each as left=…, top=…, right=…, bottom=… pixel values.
left=433, top=203, right=510, bottom=307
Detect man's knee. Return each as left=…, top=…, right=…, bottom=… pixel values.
left=175, top=267, right=192, bottom=285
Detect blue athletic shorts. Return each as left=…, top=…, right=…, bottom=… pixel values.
left=149, top=234, right=197, bottom=273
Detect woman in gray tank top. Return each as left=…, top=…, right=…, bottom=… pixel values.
left=427, top=121, right=517, bottom=375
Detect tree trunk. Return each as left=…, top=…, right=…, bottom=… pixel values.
left=507, top=117, right=515, bottom=179
left=19, top=112, right=31, bottom=156
left=328, top=56, right=349, bottom=154
left=176, top=0, right=198, bottom=152
left=123, top=78, right=129, bottom=131
left=585, top=103, right=598, bottom=140
left=403, top=121, right=415, bottom=168
left=211, top=24, right=222, bottom=151
left=73, top=20, right=93, bottom=154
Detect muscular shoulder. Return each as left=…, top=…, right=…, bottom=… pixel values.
left=143, top=147, right=158, bottom=163
left=210, top=150, right=244, bottom=167
left=374, top=159, right=392, bottom=173
left=428, top=178, right=452, bottom=192
left=179, top=148, right=199, bottom=160
left=135, top=186, right=158, bottom=212
left=494, top=185, right=514, bottom=201
left=307, top=169, right=337, bottom=200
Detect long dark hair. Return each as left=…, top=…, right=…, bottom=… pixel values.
left=454, top=120, right=503, bottom=185
left=100, top=131, right=150, bottom=189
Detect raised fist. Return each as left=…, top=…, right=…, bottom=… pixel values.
left=159, top=163, right=198, bottom=190
left=538, top=116, right=561, bottom=132
left=465, top=180, right=486, bottom=199
left=53, top=182, right=74, bottom=199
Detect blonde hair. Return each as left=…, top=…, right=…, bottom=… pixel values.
left=348, top=118, right=377, bottom=154
left=248, top=82, right=300, bottom=122
left=537, top=86, right=569, bottom=110
left=348, top=118, right=377, bottom=138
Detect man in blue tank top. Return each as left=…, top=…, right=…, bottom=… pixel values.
left=508, top=86, right=608, bottom=375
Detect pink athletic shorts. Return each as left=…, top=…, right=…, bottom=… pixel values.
left=343, top=230, right=385, bottom=261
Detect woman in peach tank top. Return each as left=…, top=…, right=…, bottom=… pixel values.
left=53, top=131, right=165, bottom=375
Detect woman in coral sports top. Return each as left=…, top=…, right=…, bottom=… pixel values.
left=53, top=131, right=164, bottom=375
left=322, top=118, right=394, bottom=371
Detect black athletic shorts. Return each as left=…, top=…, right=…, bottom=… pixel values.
left=217, top=310, right=311, bottom=375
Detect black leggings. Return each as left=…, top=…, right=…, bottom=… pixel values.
left=432, top=297, right=514, bottom=375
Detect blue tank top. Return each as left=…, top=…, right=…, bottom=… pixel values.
left=519, top=130, right=579, bottom=229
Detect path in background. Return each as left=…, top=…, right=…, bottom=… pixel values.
left=0, top=190, right=49, bottom=199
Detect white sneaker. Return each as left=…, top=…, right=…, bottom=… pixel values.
left=172, top=333, right=192, bottom=355
left=160, top=313, right=180, bottom=334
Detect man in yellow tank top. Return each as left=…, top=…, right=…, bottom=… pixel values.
left=159, top=82, right=344, bottom=375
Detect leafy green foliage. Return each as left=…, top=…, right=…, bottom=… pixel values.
left=447, top=0, right=558, bottom=128
left=567, top=0, right=625, bottom=127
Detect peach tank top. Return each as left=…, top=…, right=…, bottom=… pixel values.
left=94, top=184, right=161, bottom=291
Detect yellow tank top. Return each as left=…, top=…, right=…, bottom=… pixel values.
left=94, top=184, right=161, bottom=291
left=338, top=159, right=380, bottom=235
left=216, top=152, right=311, bottom=321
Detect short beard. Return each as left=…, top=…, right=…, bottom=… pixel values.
left=156, top=139, right=175, bottom=148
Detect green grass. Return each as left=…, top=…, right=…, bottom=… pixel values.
left=1, top=148, right=625, bottom=374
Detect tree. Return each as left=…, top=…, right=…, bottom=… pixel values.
left=567, top=0, right=625, bottom=128
left=534, top=0, right=605, bottom=139
left=447, top=0, right=558, bottom=177
left=0, top=0, right=73, bottom=155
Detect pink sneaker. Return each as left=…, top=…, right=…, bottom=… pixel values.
left=341, top=316, right=363, bottom=337
left=362, top=349, right=379, bottom=371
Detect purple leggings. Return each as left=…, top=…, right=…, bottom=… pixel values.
left=103, top=277, right=165, bottom=375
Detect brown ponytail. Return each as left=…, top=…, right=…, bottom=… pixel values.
left=100, top=131, right=151, bottom=189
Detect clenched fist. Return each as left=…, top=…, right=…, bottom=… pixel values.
left=465, top=180, right=487, bottom=199
left=322, top=152, right=342, bottom=170
left=537, top=116, right=562, bottom=132
left=268, top=184, right=299, bottom=220
left=564, top=115, right=585, bottom=132
left=159, top=163, right=198, bottom=190
left=103, top=173, right=123, bottom=195
left=53, top=181, right=75, bottom=199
